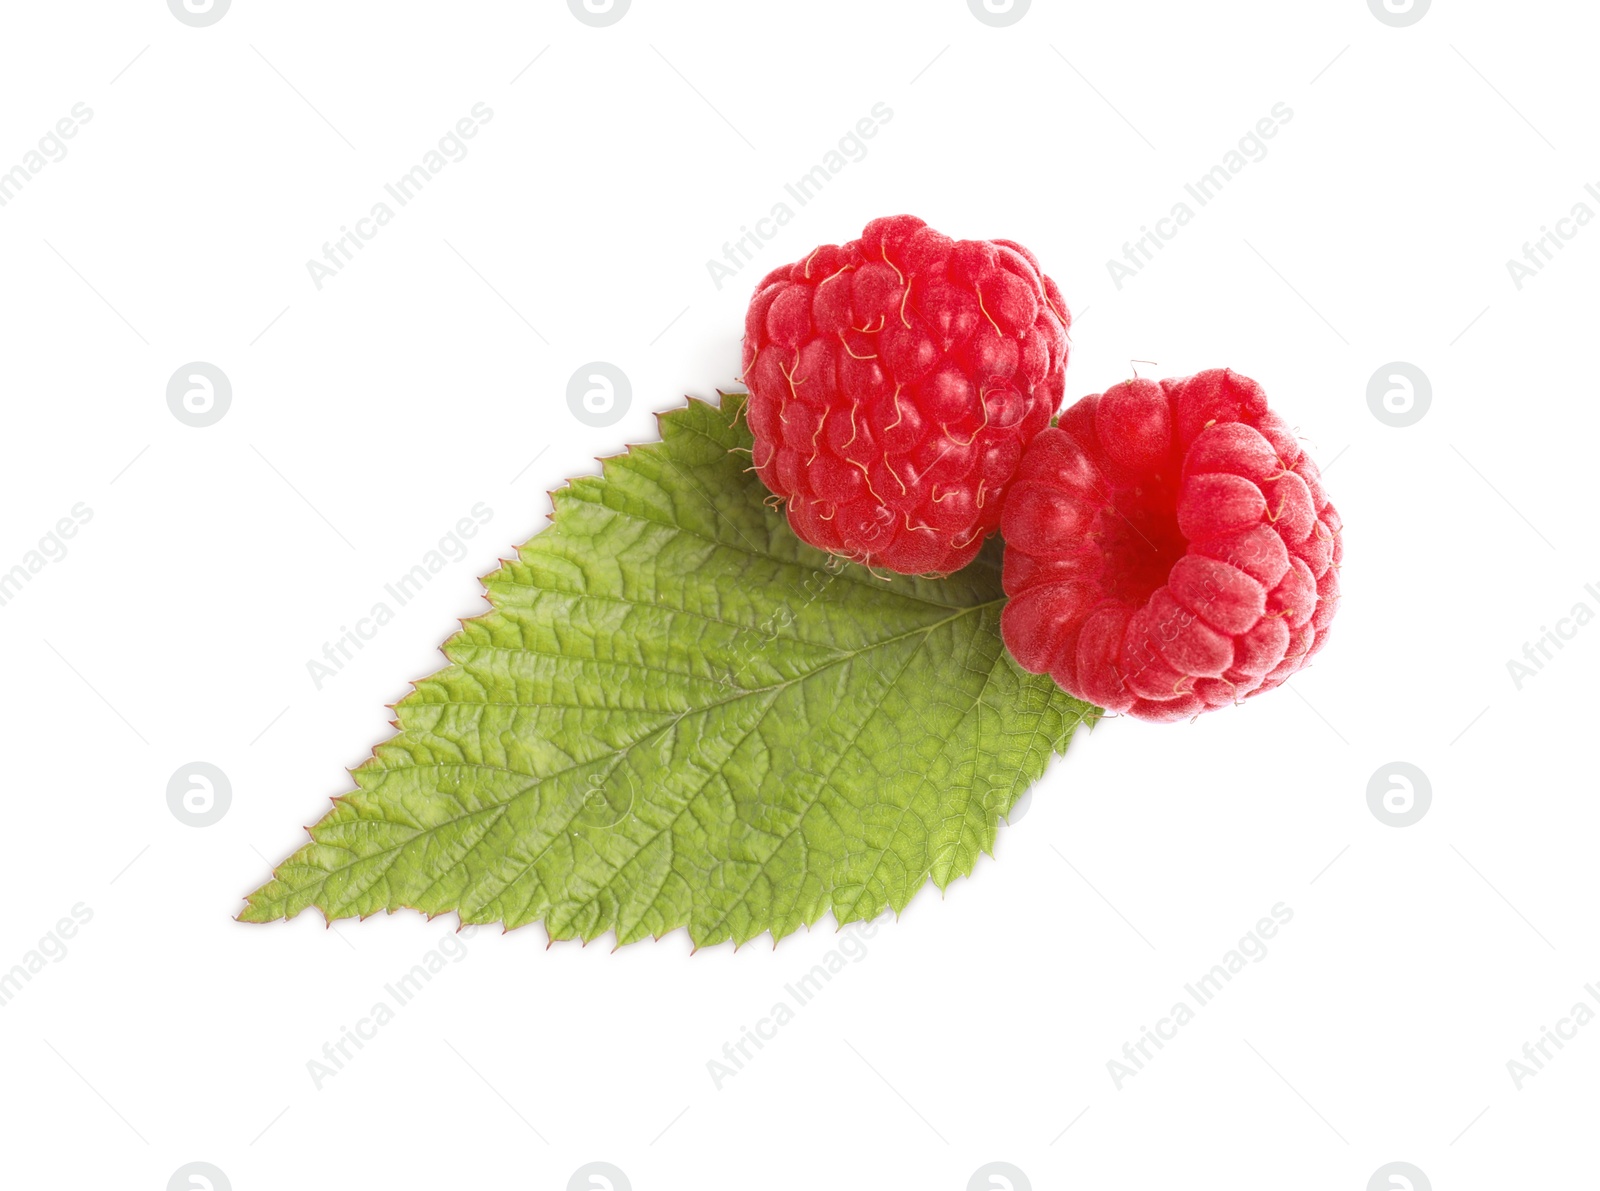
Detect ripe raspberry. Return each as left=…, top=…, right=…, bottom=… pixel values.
left=1000, top=369, right=1341, bottom=722
left=741, top=215, right=1070, bottom=574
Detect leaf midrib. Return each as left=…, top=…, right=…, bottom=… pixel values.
left=266, top=596, right=1009, bottom=917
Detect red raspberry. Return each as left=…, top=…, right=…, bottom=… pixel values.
left=1000, top=369, right=1341, bottom=722
left=741, top=215, right=1070, bottom=574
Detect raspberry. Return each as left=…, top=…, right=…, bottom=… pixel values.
left=741, top=215, right=1071, bottom=574
left=1000, top=369, right=1341, bottom=722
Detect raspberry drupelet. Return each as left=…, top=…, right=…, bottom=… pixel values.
left=741, top=215, right=1071, bottom=574
left=1000, top=369, right=1342, bottom=722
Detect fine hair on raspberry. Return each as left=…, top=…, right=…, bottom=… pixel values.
left=1000, top=369, right=1341, bottom=722
left=741, top=215, right=1071, bottom=575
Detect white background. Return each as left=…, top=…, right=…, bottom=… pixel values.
left=1, top=1, right=1596, bottom=1188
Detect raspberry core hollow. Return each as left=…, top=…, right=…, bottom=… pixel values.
left=1000, top=369, right=1341, bottom=722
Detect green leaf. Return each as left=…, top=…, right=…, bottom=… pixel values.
left=241, top=393, right=1096, bottom=947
